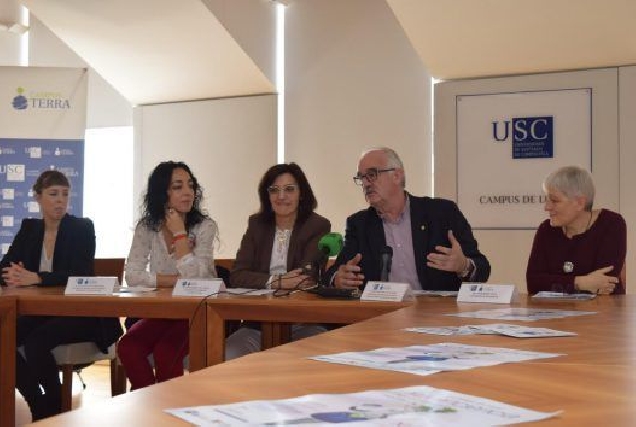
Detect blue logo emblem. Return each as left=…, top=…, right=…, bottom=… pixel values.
left=492, top=116, right=553, bottom=159
left=10, top=86, right=72, bottom=110
left=12, top=87, right=27, bottom=110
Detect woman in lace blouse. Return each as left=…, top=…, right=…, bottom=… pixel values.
left=117, top=161, right=217, bottom=390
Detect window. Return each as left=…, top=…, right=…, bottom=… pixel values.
left=83, top=126, right=133, bottom=257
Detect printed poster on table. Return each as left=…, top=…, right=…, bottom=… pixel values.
left=0, top=66, right=86, bottom=255
left=310, top=342, right=561, bottom=376
left=446, top=307, right=596, bottom=321
left=166, top=385, right=559, bottom=426
left=456, top=89, right=591, bottom=229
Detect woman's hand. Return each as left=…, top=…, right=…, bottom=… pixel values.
left=155, top=274, right=179, bottom=288
left=2, top=262, right=41, bottom=287
left=274, top=268, right=312, bottom=290
left=575, top=266, right=619, bottom=294
left=165, top=207, right=186, bottom=236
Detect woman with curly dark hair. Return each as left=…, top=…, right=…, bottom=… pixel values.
left=227, top=163, right=330, bottom=359
left=117, top=161, right=217, bottom=390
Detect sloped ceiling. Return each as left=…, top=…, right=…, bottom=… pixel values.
left=22, top=0, right=274, bottom=105
left=386, top=0, right=636, bottom=79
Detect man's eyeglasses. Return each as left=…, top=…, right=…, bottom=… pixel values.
left=267, top=184, right=298, bottom=195
left=353, top=168, right=395, bottom=186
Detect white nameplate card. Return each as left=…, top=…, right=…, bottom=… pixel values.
left=457, top=283, right=516, bottom=304
left=360, top=281, right=412, bottom=302
left=65, top=277, right=119, bottom=295
left=172, top=278, right=225, bottom=297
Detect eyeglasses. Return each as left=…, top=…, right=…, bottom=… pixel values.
left=267, top=184, right=298, bottom=195
left=353, top=168, right=396, bottom=186
left=271, top=275, right=313, bottom=297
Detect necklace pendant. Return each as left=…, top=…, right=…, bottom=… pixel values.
left=563, top=261, right=574, bottom=273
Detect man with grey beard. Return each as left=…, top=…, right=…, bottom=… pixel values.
left=329, top=147, right=490, bottom=291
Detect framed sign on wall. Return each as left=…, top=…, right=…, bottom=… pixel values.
left=456, top=88, right=591, bottom=229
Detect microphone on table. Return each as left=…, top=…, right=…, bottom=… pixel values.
left=304, top=232, right=359, bottom=299
left=307, top=232, right=343, bottom=286
left=380, top=246, right=393, bottom=282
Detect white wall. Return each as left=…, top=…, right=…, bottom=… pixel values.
left=202, top=0, right=276, bottom=85
left=0, top=0, right=22, bottom=65
left=618, top=67, right=636, bottom=288
left=134, top=95, right=277, bottom=259
left=284, top=0, right=432, bottom=237
left=435, top=68, right=621, bottom=292
left=28, top=16, right=132, bottom=128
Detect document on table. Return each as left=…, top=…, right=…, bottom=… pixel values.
left=405, top=323, right=577, bottom=338
left=166, top=384, right=560, bottom=426
left=412, top=290, right=459, bottom=297
left=223, top=288, right=274, bottom=296
left=114, top=286, right=157, bottom=294
left=531, top=291, right=596, bottom=301
left=309, top=342, right=562, bottom=376
left=447, top=307, right=596, bottom=321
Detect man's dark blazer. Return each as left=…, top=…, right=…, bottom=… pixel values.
left=230, top=212, right=331, bottom=288
left=0, top=214, right=123, bottom=352
left=328, top=195, right=490, bottom=291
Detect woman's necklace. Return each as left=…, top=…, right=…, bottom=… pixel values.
left=562, top=211, right=594, bottom=273
left=275, top=228, right=291, bottom=254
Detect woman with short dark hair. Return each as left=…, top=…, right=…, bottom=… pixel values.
left=1, top=170, right=122, bottom=420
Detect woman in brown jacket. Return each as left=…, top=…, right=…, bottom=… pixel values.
left=227, top=163, right=330, bottom=359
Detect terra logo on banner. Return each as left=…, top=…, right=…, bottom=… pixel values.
left=492, top=116, right=553, bottom=159
left=12, top=87, right=71, bottom=111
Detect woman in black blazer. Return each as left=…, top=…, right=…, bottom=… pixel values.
left=0, top=170, right=122, bottom=421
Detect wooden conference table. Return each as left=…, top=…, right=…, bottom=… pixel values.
left=0, top=295, right=17, bottom=427
left=204, top=291, right=411, bottom=365
left=0, top=286, right=208, bottom=427
left=1, top=286, right=407, bottom=426
left=31, top=294, right=636, bottom=426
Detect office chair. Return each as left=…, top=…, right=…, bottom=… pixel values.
left=53, top=258, right=125, bottom=411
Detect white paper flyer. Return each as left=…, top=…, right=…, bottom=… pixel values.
left=166, top=385, right=560, bottom=426
left=447, top=307, right=595, bottom=321
left=309, top=343, right=561, bottom=376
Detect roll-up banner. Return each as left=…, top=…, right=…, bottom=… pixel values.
left=0, top=67, right=86, bottom=254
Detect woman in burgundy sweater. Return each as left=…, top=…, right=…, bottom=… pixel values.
left=526, top=166, right=626, bottom=295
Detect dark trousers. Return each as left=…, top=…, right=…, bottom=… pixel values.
left=16, top=316, right=100, bottom=421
